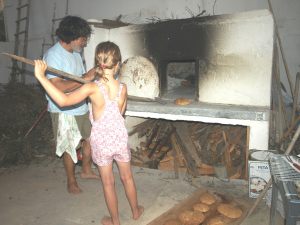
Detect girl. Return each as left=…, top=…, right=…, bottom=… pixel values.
left=34, top=41, right=144, bottom=225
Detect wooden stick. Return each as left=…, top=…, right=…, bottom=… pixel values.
left=1, top=52, right=88, bottom=84
left=2, top=52, right=169, bottom=105
left=280, top=114, right=300, bottom=143
left=291, top=72, right=300, bottom=126
left=267, top=0, right=294, bottom=100
left=24, top=105, right=48, bottom=138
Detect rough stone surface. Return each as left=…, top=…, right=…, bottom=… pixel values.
left=119, top=56, right=159, bottom=99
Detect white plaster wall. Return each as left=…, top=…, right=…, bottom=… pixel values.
left=1, top=0, right=299, bottom=93
left=197, top=10, right=274, bottom=107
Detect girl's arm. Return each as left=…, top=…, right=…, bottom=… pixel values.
left=120, top=84, right=128, bottom=115
left=34, top=60, right=94, bottom=107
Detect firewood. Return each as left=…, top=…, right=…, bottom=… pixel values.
left=148, top=124, right=173, bottom=158
left=128, top=119, right=154, bottom=136
left=173, top=122, right=202, bottom=167
left=171, top=132, right=199, bottom=177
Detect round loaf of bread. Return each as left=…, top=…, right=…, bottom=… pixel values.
left=174, top=98, right=192, bottom=106
left=178, top=210, right=205, bottom=225
left=199, top=192, right=216, bottom=205
left=217, top=203, right=242, bottom=219
left=206, top=216, right=225, bottom=225
left=190, top=211, right=205, bottom=224
left=163, top=219, right=181, bottom=225
left=178, top=210, right=194, bottom=224
left=193, top=203, right=210, bottom=213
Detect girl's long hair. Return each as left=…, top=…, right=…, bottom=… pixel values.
left=94, top=41, right=121, bottom=80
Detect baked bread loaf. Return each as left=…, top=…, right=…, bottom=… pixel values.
left=193, top=203, right=210, bottom=213
left=174, top=98, right=192, bottom=106
left=179, top=210, right=205, bottom=225
left=163, top=219, right=181, bottom=225
left=199, top=192, right=216, bottom=205
left=217, top=203, right=242, bottom=219
left=206, top=216, right=225, bottom=225
left=190, top=211, right=205, bottom=224
left=178, top=210, right=194, bottom=224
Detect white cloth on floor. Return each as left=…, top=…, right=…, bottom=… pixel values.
left=56, top=113, right=81, bottom=163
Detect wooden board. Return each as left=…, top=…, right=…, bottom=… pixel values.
left=147, top=188, right=250, bottom=225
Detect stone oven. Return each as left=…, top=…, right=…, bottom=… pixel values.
left=84, top=9, right=275, bottom=170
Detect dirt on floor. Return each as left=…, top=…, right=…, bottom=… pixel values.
left=0, top=82, right=54, bottom=167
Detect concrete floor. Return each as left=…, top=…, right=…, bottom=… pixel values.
left=0, top=157, right=284, bottom=225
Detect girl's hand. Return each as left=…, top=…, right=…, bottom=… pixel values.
left=34, top=60, right=47, bottom=80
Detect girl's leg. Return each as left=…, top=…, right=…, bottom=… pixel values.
left=116, top=161, right=144, bottom=220
left=98, top=164, right=120, bottom=225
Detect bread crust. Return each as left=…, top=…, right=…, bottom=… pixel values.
left=217, top=203, right=242, bottom=219
left=193, top=203, right=210, bottom=212
left=179, top=210, right=205, bottom=225
left=206, top=216, right=225, bottom=225
left=199, top=192, right=216, bottom=205
left=174, top=98, right=192, bottom=106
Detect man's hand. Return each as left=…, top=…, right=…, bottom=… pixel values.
left=83, top=67, right=96, bottom=81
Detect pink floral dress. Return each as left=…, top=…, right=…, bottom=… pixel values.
left=90, top=81, right=130, bottom=166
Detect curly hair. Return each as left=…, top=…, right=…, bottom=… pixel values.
left=56, top=16, right=92, bottom=44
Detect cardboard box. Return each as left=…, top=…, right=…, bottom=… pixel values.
left=248, top=160, right=271, bottom=198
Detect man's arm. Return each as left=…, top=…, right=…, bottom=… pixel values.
left=50, top=67, right=96, bottom=93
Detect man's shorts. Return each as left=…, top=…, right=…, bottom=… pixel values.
left=50, top=112, right=91, bottom=142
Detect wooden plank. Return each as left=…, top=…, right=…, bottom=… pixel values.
left=174, top=122, right=202, bottom=167
left=147, top=188, right=250, bottom=225
left=171, top=132, right=199, bottom=177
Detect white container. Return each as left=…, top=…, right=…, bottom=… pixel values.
left=248, top=149, right=277, bottom=198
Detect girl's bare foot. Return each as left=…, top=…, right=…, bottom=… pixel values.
left=67, top=181, right=82, bottom=194
left=133, top=205, right=144, bottom=220
left=101, top=216, right=114, bottom=225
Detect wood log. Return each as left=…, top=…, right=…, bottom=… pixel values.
left=148, top=125, right=173, bottom=158
left=170, top=132, right=199, bottom=177
left=173, top=122, right=202, bottom=167
left=128, top=119, right=154, bottom=136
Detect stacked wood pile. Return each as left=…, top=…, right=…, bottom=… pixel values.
left=129, top=119, right=247, bottom=179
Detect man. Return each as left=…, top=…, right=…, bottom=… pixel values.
left=43, top=15, right=98, bottom=194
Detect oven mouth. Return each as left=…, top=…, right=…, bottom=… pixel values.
left=161, top=60, right=197, bottom=100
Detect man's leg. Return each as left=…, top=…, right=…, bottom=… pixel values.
left=63, top=151, right=82, bottom=194
left=75, top=113, right=99, bottom=179
left=80, top=138, right=98, bottom=179
left=50, top=113, right=81, bottom=194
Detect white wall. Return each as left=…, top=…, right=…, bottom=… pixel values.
left=0, top=0, right=299, bottom=99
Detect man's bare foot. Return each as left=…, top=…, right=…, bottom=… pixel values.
left=101, top=216, right=114, bottom=225
left=67, top=181, right=82, bottom=194
left=80, top=171, right=99, bottom=179
left=133, top=205, right=144, bottom=220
